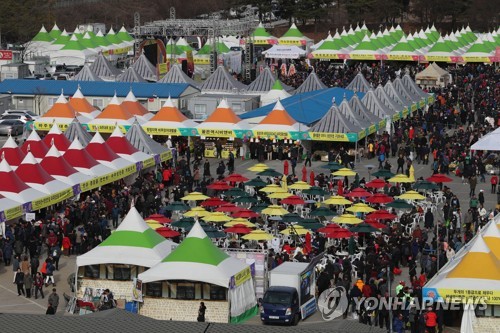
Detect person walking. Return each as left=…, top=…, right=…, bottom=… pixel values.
left=44, top=259, right=56, bottom=287
left=469, top=175, right=477, bottom=197
left=48, top=288, right=59, bottom=314
left=24, top=272, right=33, bottom=298
left=491, top=173, right=498, bottom=194
left=197, top=301, right=207, bottom=322
left=34, top=272, right=45, bottom=299
left=424, top=307, right=438, bottom=333
left=14, top=268, right=25, bottom=296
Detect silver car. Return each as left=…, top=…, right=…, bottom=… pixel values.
left=0, top=119, right=24, bottom=136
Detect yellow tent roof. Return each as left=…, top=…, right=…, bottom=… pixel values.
left=482, top=221, right=500, bottom=259
left=448, top=236, right=500, bottom=280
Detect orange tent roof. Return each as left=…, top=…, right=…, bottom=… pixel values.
left=69, top=87, right=97, bottom=113
left=121, top=90, right=148, bottom=116
left=204, top=99, right=241, bottom=124
left=150, top=97, right=187, bottom=122
left=42, top=94, right=79, bottom=118
left=96, top=95, right=133, bottom=121
left=259, top=100, right=296, bottom=126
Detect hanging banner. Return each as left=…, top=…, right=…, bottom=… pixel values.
left=87, top=124, right=130, bottom=133
left=34, top=122, right=70, bottom=131
left=31, top=188, right=75, bottom=211
left=186, top=50, right=194, bottom=75
left=402, top=107, right=410, bottom=118
left=142, top=157, right=156, bottom=169
left=410, top=103, right=418, bottom=112
left=143, top=126, right=198, bottom=136
left=4, top=205, right=23, bottom=221
left=160, top=150, right=172, bottom=162
left=80, top=164, right=137, bottom=193
left=132, top=278, right=143, bottom=302
left=229, top=266, right=252, bottom=289
left=198, top=128, right=252, bottom=139
left=419, top=100, right=426, bottom=108
left=309, top=132, right=358, bottom=142
left=366, top=124, right=377, bottom=135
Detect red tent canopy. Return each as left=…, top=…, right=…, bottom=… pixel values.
left=365, top=179, right=388, bottom=189
left=207, top=181, right=233, bottom=191
left=232, top=209, right=259, bottom=218
left=200, top=197, right=228, bottom=207
left=426, top=174, right=453, bottom=183
left=344, top=187, right=372, bottom=198
left=223, top=173, right=249, bottom=183
left=215, top=204, right=242, bottom=212
left=365, top=193, right=394, bottom=204
left=281, top=195, right=305, bottom=205
left=366, top=210, right=397, bottom=220
left=146, top=214, right=172, bottom=224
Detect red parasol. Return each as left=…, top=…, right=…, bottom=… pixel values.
left=365, top=179, right=388, bottom=189
left=344, top=187, right=372, bottom=198
left=284, top=160, right=289, bottom=176
left=366, top=209, right=397, bottom=220
left=215, top=204, right=243, bottom=213
left=200, top=197, right=229, bottom=207
left=317, top=223, right=342, bottom=233
left=223, top=173, right=249, bottom=183
left=365, top=193, right=394, bottom=204
left=207, top=181, right=233, bottom=190
left=155, top=226, right=181, bottom=238
left=232, top=209, right=260, bottom=218
left=301, top=166, right=307, bottom=182
left=224, top=224, right=253, bottom=234
left=324, top=229, right=353, bottom=239
left=426, top=174, right=453, bottom=183
left=337, top=179, right=344, bottom=196
left=281, top=195, right=305, bottom=205
left=145, top=214, right=172, bottom=224
left=310, top=170, right=315, bottom=186
left=365, top=219, right=387, bottom=229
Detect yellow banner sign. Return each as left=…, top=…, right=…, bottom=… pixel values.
left=402, top=107, right=410, bottom=118
left=204, top=148, right=233, bottom=159
left=194, top=57, right=211, bottom=65
left=198, top=128, right=236, bottom=138
left=143, top=127, right=181, bottom=136
left=143, top=157, right=156, bottom=169
left=463, top=56, right=491, bottom=63
left=309, top=132, right=351, bottom=142
left=378, top=119, right=387, bottom=129
left=160, top=151, right=172, bottom=162
left=278, top=40, right=303, bottom=46
left=5, top=205, right=23, bottom=221
left=32, top=188, right=74, bottom=211
left=436, top=289, right=500, bottom=305
left=392, top=113, right=401, bottom=122
left=350, top=54, right=377, bottom=60
left=411, top=104, right=418, bottom=112
left=103, top=46, right=132, bottom=56
left=425, top=56, right=451, bottom=62
left=358, top=130, right=366, bottom=140
left=367, top=124, right=377, bottom=135
left=252, top=130, right=291, bottom=139
left=311, top=53, right=339, bottom=60
left=80, top=165, right=137, bottom=193
left=419, top=100, right=425, bottom=108
left=87, top=124, right=128, bottom=133
left=34, top=122, right=69, bottom=131
left=232, top=266, right=252, bottom=288
left=387, top=54, right=416, bottom=61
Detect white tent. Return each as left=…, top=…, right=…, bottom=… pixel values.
left=50, top=34, right=97, bottom=66
left=470, top=127, right=500, bottom=151
left=262, top=45, right=306, bottom=59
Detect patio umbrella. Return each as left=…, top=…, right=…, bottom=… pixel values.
left=388, top=174, right=413, bottom=183
left=398, top=191, right=426, bottom=200
left=365, top=193, right=394, bottom=204
left=324, top=229, right=353, bottom=239
left=298, top=221, right=325, bottom=230
left=317, top=223, right=342, bottom=233
left=323, top=196, right=352, bottom=205
left=309, top=206, right=336, bottom=217
left=259, top=184, right=282, bottom=193
left=365, top=219, right=387, bottom=229
left=365, top=179, right=387, bottom=189
left=349, top=222, right=380, bottom=233
left=257, top=168, right=282, bottom=177
left=281, top=195, right=305, bottom=205
left=242, top=229, right=273, bottom=241
left=366, top=210, right=397, bottom=220
left=251, top=202, right=269, bottom=212
left=223, top=187, right=246, bottom=197
left=426, top=174, right=453, bottom=183
left=281, top=213, right=303, bottom=223
left=268, top=191, right=293, bottom=199
left=261, top=205, right=288, bottom=216
left=321, top=161, right=343, bottom=171
left=145, top=214, right=172, bottom=224
left=164, top=201, right=189, bottom=211
left=280, top=225, right=310, bottom=235
left=371, top=169, right=395, bottom=178
left=184, top=207, right=212, bottom=217
left=245, top=177, right=268, bottom=187
left=200, top=197, right=228, bottom=207
left=203, top=212, right=232, bottom=222
left=248, top=163, right=269, bottom=172
left=385, top=199, right=414, bottom=209
left=215, top=204, right=242, bottom=213
left=232, top=209, right=260, bottom=218
left=344, top=187, right=372, bottom=198
left=332, top=168, right=357, bottom=177
left=224, top=173, right=249, bottom=183
left=224, top=224, right=253, bottom=234
left=302, top=166, right=307, bottom=182
left=303, top=186, right=328, bottom=196
left=346, top=203, right=376, bottom=213
left=145, top=220, right=163, bottom=230
left=413, top=180, right=439, bottom=191
left=289, top=181, right=311, bottom=190
left=155, top=226, right=181, bottom=238
left=207, top=181, right=233, bottom=191
left=232, top=194, right=258, bottom=204
left=224, top=219, right=256, bottom=227
left=171, top=217, right=196, bottom=228
left=332, top=214, right=363, bottom=224
left=310, top=170, right=315, bottom=186
left=181, top=192, right=210, bottom=201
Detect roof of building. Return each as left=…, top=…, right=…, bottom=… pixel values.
left=309, top=104, right=362, bottom=133
left=293, top=72, right=327, bottom=95
left=126, top=120, right=170, bottom=155
left=0, top=80, right=194, bottom=99
left=346, top=73, right=373, bottom=93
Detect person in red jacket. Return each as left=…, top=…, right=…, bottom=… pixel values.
left=490, top=173, right=498, bottom=194
left=424, top=307, right=437, bottom=332
left=62, top=236, right=71, bottom=256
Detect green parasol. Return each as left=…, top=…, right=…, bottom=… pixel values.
left=309, top=206, right=337, bottom=217
left=385, top=199, right=414, bottom=209
left=245, top=178, right=268, bottom=187
left=257, top=168, right=283, bottom=177
left=281, top=213, right=304, bottom=223
left=165, top=201, right=189, bottom=211
left=303, top=186, right=329, bottom=196
left=371, top=169, right=395, bottom=178
left=232, top=195, right=258, bottom=204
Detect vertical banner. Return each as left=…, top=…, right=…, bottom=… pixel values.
left=186, top=50, right=194, bottom=77
left=132, top=278, right=143, bottom=302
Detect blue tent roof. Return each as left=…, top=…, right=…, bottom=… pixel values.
left=0, top=79, right=195, bottom=99
left=240, top=88, right=362, bottom=125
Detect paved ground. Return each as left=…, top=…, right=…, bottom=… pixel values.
left=0, top=146, right=495, bottom=330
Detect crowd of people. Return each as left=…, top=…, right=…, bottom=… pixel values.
left=0, top=62, right=498, bottom=328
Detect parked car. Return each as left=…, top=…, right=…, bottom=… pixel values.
left=0, top=119, right=24, bottom=136
left=1, top=110, right=39, bottom=120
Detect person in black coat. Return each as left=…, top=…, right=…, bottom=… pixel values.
left=14, top=268, right=25, bottom=296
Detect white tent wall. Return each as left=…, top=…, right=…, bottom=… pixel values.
left=229, top=277, right=258, bottom=322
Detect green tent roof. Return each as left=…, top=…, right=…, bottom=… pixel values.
left=165, top=40, right=184, bottom=55
left=106, top=27, right=123, bottom=45
left=348, top=27, right=361, bottom=43
left=340, top=30, right=357, bottom=46
left=101, top=228, right=167, bottom=248
left=465, top=38, right=493, bottom=54
left=32, top=26, right=53, bottom=42
left=94, top=30, right=112, bottom=47
left=252, top=22, right=272, bottom=37
left=353, top=35, right=379, bottom=51
left=61, top=34, right=87, bottom=51
left=52, top=30, right=70, bottom=46
left=281, top=23, right=304, bottom=38
left=333, top=31, right=349, bottom=49
left=49, top=23, right=61, bottom=39
left=81, top=32, right=99, bottom=49
left=271, top=80, right=284, bottom=90
left=175, top=38, right=194, bottom=52
left=116, top=26, right=134, bottom=42
left=316, top=39, right=342, bottom=51
left=427, top=37, right=454, bottom=53
left=390, top=36, right=416, bottom=52
left=197, top=41, right=229, bottom=55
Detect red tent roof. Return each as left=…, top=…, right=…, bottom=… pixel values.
left=21, top=130, right=49, bottom=159
left=15, top=152, right=55, bottom=184
left=63, top=138, right=100, bottom=169
left=106, top=126, right=139, bottom=155
left=42, top=124, right=72, bottom=152
left=0, top=136, right=26, bottom=167
left=41, top=145, right=79, bottom=177
left=85, top=132, right=121, bottom=162
left=0, top=159, right=30, bottom=193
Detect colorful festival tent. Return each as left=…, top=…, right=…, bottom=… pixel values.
left=40, top=145, right=92, bottom=186
left=0, top=136, right=26, bottom=170
left=85, top=132, right=134, bottom=170
left=63, top=138, right=114, bottom=177
left=143, top=97, right=198, bottom=136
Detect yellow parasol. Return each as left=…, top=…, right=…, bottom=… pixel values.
left=332, top=168, right=357, bottom=177
left=268, top=191, right=293, bottom=199
left=288, top=181, right=311, bottom=190
left=202, top=212, right=232, bottom=222
left=145, top=220, right=163, bottom=230
left=332, top=214, right=363, bottom=224
left=323, top=196, right=352, bottom=205
left=181, top=192, right=210, bottom=201
left=280, top=225, right=310, bottom=235
left=388, top=174, right=413, bottom=183
left=346, top=203, right=376, bottom=213
left=261, top=205, right=288, bottom=216
left=259, top=184, right=282, bottom=193
left=242, top=229, right=273, bottom=241
left=224, top=219, right=256, bottom=227
left=398, top=190, right=426, bottom=200
left=184, top=207, right=212, bottom=217
left=248, top=163, right=269, bottom=172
